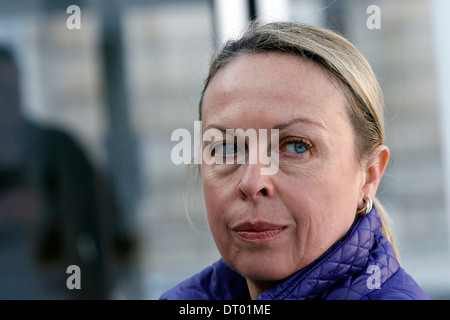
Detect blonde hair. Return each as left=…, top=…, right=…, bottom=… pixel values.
left=198, top=21, right=399, bottom=259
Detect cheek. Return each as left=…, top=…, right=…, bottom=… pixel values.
left=203, top=190, right=237, bottom=263
left=201, top=166, right=235, bottom=240
left=202, top=170, right=220, bottom=219
left=279, top=157, right=362, bottom=243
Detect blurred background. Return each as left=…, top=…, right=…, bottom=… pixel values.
left=0, top=0, right=448, bottom=299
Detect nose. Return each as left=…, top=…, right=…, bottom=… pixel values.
left=238, top=164, right=275, bottom=200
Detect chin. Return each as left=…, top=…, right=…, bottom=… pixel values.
left=226, top=250, right=299, bottom=283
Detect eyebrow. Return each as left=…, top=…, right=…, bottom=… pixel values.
left=204, top=116, right=327, bottom=133
left=272, top=116, right=327, bottom=131
left=203, top=124, right=228, bottom=133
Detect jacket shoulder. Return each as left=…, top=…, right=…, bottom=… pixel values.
left=159, top=264, right=216, bottom=300
left=365, top=268, right=430, bottom=300
left=159, top=259, right=249, bottom=300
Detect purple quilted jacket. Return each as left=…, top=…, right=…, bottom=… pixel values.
left=160, top=205, right=430, bottom=300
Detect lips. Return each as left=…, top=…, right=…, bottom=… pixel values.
left=231, top=222, right=286, bottom=242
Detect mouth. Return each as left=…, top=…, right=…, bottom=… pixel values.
left=231, top=222, right=287, bottom=243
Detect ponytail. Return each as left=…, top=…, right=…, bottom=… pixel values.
left=374, top=197, right=400, bottom=263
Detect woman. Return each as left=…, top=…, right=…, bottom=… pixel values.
left=161, top=22, right=430, bottom=300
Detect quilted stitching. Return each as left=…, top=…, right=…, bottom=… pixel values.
left=161, top=204, right=430, bottom=300
left=258, top=205, right=401, bottom=300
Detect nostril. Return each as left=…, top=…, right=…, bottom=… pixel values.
left=260, top=188, right=267, bottom=196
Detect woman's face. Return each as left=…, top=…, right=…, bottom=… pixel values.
left=200, top=52, right=366, bottom=285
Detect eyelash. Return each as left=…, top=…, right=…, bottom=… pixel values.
left=210, top=139, right=241, bottom=157
left=209, top=136, right=313, bottom=157
left=279, top=136, right=313, bottom=156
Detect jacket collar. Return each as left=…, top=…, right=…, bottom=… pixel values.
left=254, top=204, right=400, bottom=299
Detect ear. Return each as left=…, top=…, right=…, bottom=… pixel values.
left=360, top=145, right=390, bottom=201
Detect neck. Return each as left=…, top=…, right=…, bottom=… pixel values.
left=246, top=278, right=278, bottom=300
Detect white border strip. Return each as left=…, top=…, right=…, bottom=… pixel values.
left=431, top=0, right=450, bottom=252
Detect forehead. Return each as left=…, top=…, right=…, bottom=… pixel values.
left=201, top=52, right=348, bottom=129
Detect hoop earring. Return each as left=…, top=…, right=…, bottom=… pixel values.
left=356, top=195, right=373, bottom=217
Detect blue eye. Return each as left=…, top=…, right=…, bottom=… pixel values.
left=211, top=142, right=238, bottom=155
left=280, top=138, right=312, bottom=155
left=221, top=143, right=238, bottom=154
left=285, top=141, right=306, bottom=154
